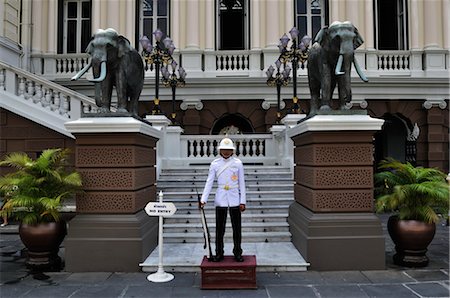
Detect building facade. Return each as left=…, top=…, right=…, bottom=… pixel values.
left=0, top=0, right=449, bottom=172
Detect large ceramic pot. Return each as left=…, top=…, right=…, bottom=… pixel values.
left=19, top=221, right=67, bottom=270
left=387, top=215, right=436, bottom=267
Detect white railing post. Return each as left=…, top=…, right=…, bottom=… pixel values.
left=145, top=115, right=172, bottom=179
left=162, top=125, right=184, bottom=168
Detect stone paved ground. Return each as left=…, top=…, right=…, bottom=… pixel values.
left=0, top=214, right=448, bottom=298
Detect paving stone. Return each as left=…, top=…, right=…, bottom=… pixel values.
left=62, top=272, right=113, bottom=284
left=313, top=285, right=369, bottom=298
left=105, top=272, right=152, bottom=286
left=406, top=282, right=450, bottom=298
left=69, top=284, right=127, bottom=297
left=361, top=270, right=415, bottom=284
left=319, top=271, right=371, bottom=284
left=404, top=269, right=449, bottom=282
left=266, top=285, right=317, bottom=298
left=20, top=284, right=80, bottom=297
left=0, top=284, right=34, bottom=298
left=359, top=284, right=418, bottom=297
left=123, top=285, right=174, bottom=298
left=257, top=271, right=324, bottom=285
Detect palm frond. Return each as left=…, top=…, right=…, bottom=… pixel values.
left=375, top=158, right=450, bottom=224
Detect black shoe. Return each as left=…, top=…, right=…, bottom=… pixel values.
left=212, top=255, right=224, bottom=262
left=234, top=255, right=244, bottom=262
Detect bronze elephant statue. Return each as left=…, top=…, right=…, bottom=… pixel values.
left=307, top=21, right=368, bottom=115
left=72, top=28, right=144, bottom=116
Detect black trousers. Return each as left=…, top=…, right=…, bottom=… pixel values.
left=215, top=206, right=242, bottom=257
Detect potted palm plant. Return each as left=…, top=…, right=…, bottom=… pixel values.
left=0, top=148, right=82, bottom=269
left=375, top=158, right=449, bottom=267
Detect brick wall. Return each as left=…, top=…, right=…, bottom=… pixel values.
left=0, top=108, right=75, bottom=175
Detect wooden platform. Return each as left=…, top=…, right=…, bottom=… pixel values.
left=200, top=255, right=257, bottom=289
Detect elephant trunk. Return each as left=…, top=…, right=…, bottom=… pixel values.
left=353, top=57, right=369, bottom=82
left=71, top=60, right=92, bottom=81
left=89, top=61, right=107, bottom=82
left=335, top=54, right=345, bottom=75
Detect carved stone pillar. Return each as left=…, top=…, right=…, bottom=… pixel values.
left=287, top=115, right=385, bottom=270
left=64, top=117, right=162, bottom=272
left=424, top=102, right=449, bottom=172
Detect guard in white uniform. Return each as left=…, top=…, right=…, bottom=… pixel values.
left=200, top=138, right=246, bottom=262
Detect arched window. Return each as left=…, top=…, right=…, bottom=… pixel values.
left=294, top=0, right=328, bottom=41
left=211, top=114, right=254, bottom=135
left=217, top=0, right=248, bottom=50
left=374, top=113, right=417, bottom=167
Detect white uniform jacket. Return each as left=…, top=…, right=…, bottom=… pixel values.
left=200, top=156, right=246, bottom=207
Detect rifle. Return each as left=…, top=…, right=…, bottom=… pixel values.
left=196, top=188, right=212, bottom=261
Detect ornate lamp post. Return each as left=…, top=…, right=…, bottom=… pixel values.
left=266, top=27, right=310, bottom=121
left=161, top=60, right=186, bottom=124
left=140, top=29, right=176, bottom=115
left=278, top=27, right=311, bottom=113
left=266, top=59, right=291, bottom=123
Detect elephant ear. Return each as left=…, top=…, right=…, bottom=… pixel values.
left=117, top=36, right=132, bottom=58
left=314, top=26, right=328, bottom=45
left=353, top=27, right=364, bottom=49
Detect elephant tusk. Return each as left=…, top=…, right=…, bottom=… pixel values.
left=335, top=54, right=345, bottom=75
left=354, top=57, right=369, bottom=82
left=89, top=61, right=107, bottom=82
left=71, top=60, right=92, bottom=81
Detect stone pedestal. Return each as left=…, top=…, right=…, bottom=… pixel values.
left=287, top=115, right=385, bottom=270
left=200, top=256, right=257, bottom=289
left=64, top=117, right=162, bottom=272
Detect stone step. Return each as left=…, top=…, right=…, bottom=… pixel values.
left=160, top=166, right=291, bottom=174
left=140, top=243, right=310, bottom=272
left=164, top=221, right=289, bottom=234
left=164, top=231, right=292, bottom=243
left=158, top=189, right=294, bottom=197
left=173, top=205, right=290, bottom=215
left=167, top=213, right=288, bottom=224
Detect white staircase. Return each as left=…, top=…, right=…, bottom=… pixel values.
left=158, top=165, right=294, bottom=243
left=140, top=165, right=310, bottom=272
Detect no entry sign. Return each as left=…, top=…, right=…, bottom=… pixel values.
left=145, top=202, right=177, bottom=217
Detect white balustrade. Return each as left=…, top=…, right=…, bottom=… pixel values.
left=178, top=134, right=279, bottom=166
left=377, top=51, right=410, bottom=71
left=0, top=60, right=99, bottom=123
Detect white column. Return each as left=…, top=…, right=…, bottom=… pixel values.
left=186, top=0, right=200, bottom=49
left=284, top=0, right=294, bottom=34
left=48, top=0, right=57, bottom=53
left=346, top=0, right=359, bottom=29
left=205, top=0, right=214, bottom=50
left=329, top=0, right=341, bottom=23
left=409, top=0, right=421, bottom=49
left=92, top=0, right=101, bottom=32
left=265, top=0, right=279, bottom=48
left=172, top=0, right=181, bottom=48
left=108, top=1, right=120, bottom=31
left=364, top=0, right=374, bottom=49
left=251, top=0, right=260, bottom=49
left=443, top=0, right=450, bottom=49
left=423, top=0, right=442, bottom=49
left=32, top=0, right=43, bottom=52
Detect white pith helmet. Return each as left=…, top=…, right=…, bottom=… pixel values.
left=218, top=138, right=235, bottom=150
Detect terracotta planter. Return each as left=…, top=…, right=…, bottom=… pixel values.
left=387, top=215, right=436, bottom=267
left=19, top=221, right=67, bottom=270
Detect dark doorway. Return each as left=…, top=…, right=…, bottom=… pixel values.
left=211, top=113, right=254, bottom=135
left=219, top=0, right=245, bottom=50
left=374, top=113, right=415, bottom=168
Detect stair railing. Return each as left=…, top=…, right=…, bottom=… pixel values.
left=0, top=60, right=99, bottom=121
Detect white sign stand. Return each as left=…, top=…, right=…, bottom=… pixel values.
left=144, top=191, right=177, bottom=283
